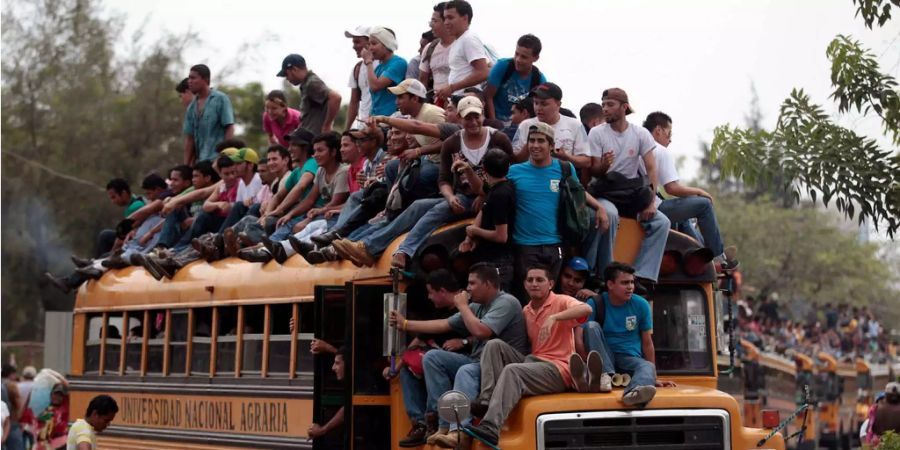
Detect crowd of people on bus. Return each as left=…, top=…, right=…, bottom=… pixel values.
left=39, top=1, right=741, bottom=447
left=736, top=297, right=897, bottom=365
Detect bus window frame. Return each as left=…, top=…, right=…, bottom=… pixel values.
left=652, top=284, right=716, bottom=377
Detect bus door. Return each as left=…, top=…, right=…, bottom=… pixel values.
left=347, top=282, right=394, bottom=450
left=313, top=285, right=350, bottom=450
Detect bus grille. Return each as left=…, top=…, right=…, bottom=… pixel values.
left=537, top=409, right=729, bottom=450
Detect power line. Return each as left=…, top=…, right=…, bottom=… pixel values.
left=1, top=150, right=106, bottom=191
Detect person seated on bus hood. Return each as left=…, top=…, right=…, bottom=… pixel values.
left=388, top=263, right=528, bottom=448
left=574, top=262, right=672, bottom=406
left=463, top=264, right=591, bottom=448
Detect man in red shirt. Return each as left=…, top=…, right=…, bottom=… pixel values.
left=465, top=264, right=591, bottom=446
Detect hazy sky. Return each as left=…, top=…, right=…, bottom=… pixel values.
left=104, top=0, right=899, bottom=178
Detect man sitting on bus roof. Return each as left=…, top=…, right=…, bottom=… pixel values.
left=389, top=263, right=528, bottom=448
left=574, top=262, right=665, bottom=405
left=464, top=264, right=591, bottom=447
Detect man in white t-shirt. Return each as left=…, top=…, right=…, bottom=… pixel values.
left=345, top=26, right=376, bottom=130
left=436, top=0, right=490, bottom=102
left=583, top=88, right=670, bottom=292
left=511, top=82, right=590, bottom=169
left=643, top=111, right=724, bottom=257
left=419, top=3, right=455, bottom=103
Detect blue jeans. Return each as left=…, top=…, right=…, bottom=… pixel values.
left=583, top=321, right=656, bottom=394
left=357, top=197, right=445, bottom=256
left=422, top=350, right=478, bottom=429
left=175, top=210, right=225, bottom=251
left=582, top=198, right=670, bottom=282
left=449, top=362, right=481, bottom=430
left=332, top=190, right=364, bottom=232
left=658, top=196, right=723, bottom=256
left=270, top=215, right=305, bottom=241
left=120, top=215, right=164, bottom=258
left=400, top=367, right=427, bottom=424
left=158, top=207, right=189, bottom=248
left=396, top=194, right=473, bottom=258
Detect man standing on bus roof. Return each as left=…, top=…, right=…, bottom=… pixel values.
left=464, top=264, right=591, bottom=447
left=66, top=394, right=118, bottom=450
left=388, top=263, right=528, bottom=448
left=576, top=262, right=664, bottom=405
left=277, top=53, right=342, bottom=134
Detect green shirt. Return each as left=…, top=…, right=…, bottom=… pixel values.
left=124, top=195, right=145, bottom=217
left=284, top=158, right=319, bottom=202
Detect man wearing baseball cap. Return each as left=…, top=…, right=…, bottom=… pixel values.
left=345, top=26, right=375, bottom=130
left=507, top=122, right=607, bottom=300
left=584, top=87, right=669, bottom=294
left=277, top=53, right=342, bottom=134
left=511, top=82, right=590, bottom=170
left=362, top=27, right=407, bottom=117
left=333, top=96, right=513, bottom=269
left=872, top=381, right=900, bottom=438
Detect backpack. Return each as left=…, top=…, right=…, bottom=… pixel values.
left=558, top=161, right=591, bottom=245
left=499, top=61, right=542, bottom=93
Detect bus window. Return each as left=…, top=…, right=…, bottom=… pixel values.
left=241, top=305, right=265, bottom=376
left=216, top=306, right=239, bottom=375
left=124, top=311, right=144, bottom=374
left=351, top=285, right=391, bottom=395
left=268, top=303, right=295, bottom=376
left=295, top=302, right=314, bottom=376
left=169, top=309, right=189, bottom=375
left=191, top=307, right=212, bottom=376
left=146, top=310, right=166, bottom=375
left=651, top=286, right=713, bottom=375
left=84, top=314, right=103, bottom=374
left=104, top=313, right=124, bottom=374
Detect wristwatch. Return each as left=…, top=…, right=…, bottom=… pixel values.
left=461, top=339, right=469, bottom=346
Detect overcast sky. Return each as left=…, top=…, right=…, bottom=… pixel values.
left=104, top=0, right=898, bottom=178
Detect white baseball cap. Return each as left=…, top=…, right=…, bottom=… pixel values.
left=388, top=79, right=428, bottom=98
left=457, top=96, right=484, bottom=118
left=344, top=26, right=370, bottom=38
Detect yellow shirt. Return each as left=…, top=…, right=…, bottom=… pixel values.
left=66, top=419, right=96, bottom=450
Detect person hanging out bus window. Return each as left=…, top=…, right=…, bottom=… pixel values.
left=308, top=348, right=348, bottom=440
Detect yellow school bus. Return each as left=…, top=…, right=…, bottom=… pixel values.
left=69, top=218, right=783, bottom=449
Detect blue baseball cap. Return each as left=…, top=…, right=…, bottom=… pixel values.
left=567, top=257, right=590, bottom=273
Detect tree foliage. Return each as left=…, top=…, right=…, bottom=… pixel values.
left=1, top=0, right=189, bottom=340
left=711, top=0, right=900, bottom=237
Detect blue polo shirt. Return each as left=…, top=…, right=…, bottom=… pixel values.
left=600, top=292, right=653, bottom=358
left=507, top=159, right=579, bottom=245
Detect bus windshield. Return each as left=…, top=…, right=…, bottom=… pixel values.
left=652, top=286, right=714, bottom=375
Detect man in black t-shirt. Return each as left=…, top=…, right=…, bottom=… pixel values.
left=459, top=148, right=515, bottom=290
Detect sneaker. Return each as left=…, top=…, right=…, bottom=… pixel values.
left=569, top=353, right=589, bottom=393
left=621, top=373, right=631, bottom=387
left=586, top=351, right=610, bottom=393
left=288, top=236, right=315, bottom=259
left=44, top=272, right=72, bottom=294
left=622, top=385, right=656, bottom=407
left=75, top=266, right=104, bottom=280
left=304, top=246, right=340, bottom=264
left=398, top=422, right=428, bottom=447
left=238, top=246, right=273, bottom=264
left=464, top=423, right=499, bottom=446
left=599, top=373, right=613, bottom=393
left=70, top=255, right=92, bottom=268
left=634, top=277, right=654, bottom=296
left=433, top=430, right=471, bottom=448
left=332, top=239, right=376, bottom=266
left=261, top=235, right=288, bottom=264
left=310, top=230, right=341, bottom=248
left=390, top=252, right=408, bottom=269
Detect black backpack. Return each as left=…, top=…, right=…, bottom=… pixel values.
left=499, top=61, right=542, bottom=92
left=558, top=161, right=591, bottom=245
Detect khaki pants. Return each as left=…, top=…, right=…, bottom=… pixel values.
left=478, top=339, right=566, bottom=435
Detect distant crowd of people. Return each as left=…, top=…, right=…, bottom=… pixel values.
left=737, top=298, right=896, bottom=365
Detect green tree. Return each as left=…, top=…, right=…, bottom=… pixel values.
left=711, top=0, right=900, bottom=237
left=1, top=0, right=189, bottom=341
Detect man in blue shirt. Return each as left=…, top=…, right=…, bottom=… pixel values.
left=361, top=27, right=407, bottom=117
left=484, top=34, right=545, bottom=125
left=575, top=262, right=666, bottom=406
left=507, top=122, right=608, bottom=301
left=182, top=64, right=235, bottom=165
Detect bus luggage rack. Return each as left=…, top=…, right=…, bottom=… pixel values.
left=538, top=409, right=730, bottom=450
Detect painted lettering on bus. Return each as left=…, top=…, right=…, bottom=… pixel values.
left=117, top=395, right=290, bottom=434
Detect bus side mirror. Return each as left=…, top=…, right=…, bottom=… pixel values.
left=438, top=390, right=471, bottom=428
